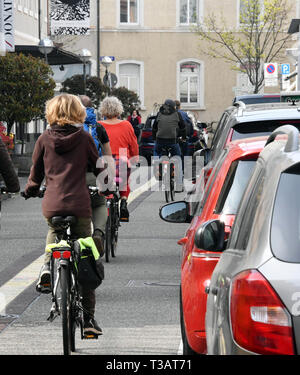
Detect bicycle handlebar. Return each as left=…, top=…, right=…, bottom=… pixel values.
left=21, top=185, right=46, bottom=200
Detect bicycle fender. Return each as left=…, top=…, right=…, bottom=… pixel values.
left=59, top=260, right=70, bottom=267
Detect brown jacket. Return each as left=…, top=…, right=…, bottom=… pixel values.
left=0, top=137, right=20, bottom=193
left=25, top=124, right=101, bottom=219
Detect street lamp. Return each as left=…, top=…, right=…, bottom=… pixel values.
left=79, top=48, right=92, bottom=95
left=101, top=56, right=113, bottom=89
left=38, top=38, right=54, bottom=64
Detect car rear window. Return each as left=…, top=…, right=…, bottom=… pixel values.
left=232, top=120, right=300, bottom=141
left=215, top=160, right=256, bottom=215
left=238, top=97, right=280, bottom=104
left=271, top=165, right=300, bottom=263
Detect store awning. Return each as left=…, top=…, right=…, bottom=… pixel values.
left=14, top=45, right=83, bottom=65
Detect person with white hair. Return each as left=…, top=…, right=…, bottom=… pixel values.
left=99, top=96, right=139, bottom=222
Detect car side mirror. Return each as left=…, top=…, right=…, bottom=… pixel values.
left=159, top=201, right=192, bottom=223
left=194, top=219, right=225, bottom=252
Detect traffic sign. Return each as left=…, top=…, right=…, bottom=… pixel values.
left=264, top=63, right=278, bottom=77
left=103, top=72, right=118, bottom=88
left=100, top=56, right=115, bottom=61
left=264, top=63, right=278, bottom=87
left=266, top=64, right=275, bottom=74
left=281, top=63, right=290, bottom=75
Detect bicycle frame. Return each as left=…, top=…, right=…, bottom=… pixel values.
left=105, top=188, right=120, bottom=262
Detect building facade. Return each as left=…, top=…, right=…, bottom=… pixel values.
left=11, top=0, right=300, bottom=125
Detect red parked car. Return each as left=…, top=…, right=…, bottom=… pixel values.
left=160, top=136, right=268, bottom=355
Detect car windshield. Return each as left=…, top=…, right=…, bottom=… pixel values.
left=271, top=167, right=300, bottom=263
left=215, top=160, right=256, bottom=215
left=232, top=120, right=300, bottom=141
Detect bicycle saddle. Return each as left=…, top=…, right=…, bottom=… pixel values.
left=50, top=216, right=77, bottom=226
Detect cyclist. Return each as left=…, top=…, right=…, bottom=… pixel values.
left=79, top=95, right=113, bottom=256
left=0, top=137, right=20, bottom=192
left=98, top=96, right=139, bottom=222
left=23, top=94, right=104, bottom=336
left=152, top=99, right=186, bottom=190
left=0, top=136, right=20, bottom=214
left=152, top=99, right=186, bottom=158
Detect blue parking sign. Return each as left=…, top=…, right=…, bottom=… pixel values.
left=281, top=64, right=290, bottom=75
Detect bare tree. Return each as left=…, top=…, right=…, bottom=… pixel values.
left=194, top=0, right=293, bottom=93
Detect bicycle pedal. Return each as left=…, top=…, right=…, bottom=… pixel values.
left=119, top=217, right=129, bottom=222
left=47, top=310, right=59, bottom=322
left=83, top=333, right=99, bottom=340
left=36, top=284, right=52, bottom=294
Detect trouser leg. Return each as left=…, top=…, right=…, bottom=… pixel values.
left=86, top=172, right=107, bottom=234
left=91, top=197, right=107, bottom=233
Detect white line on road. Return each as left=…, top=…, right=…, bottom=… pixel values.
left=177, top=340, right=183, bottom=355
left=0, top=255, right=44, bottom=315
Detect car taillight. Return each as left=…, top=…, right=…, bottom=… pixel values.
left=192, top=130, right=198, bottom=137
left=230, top=269, right=294, bottom=355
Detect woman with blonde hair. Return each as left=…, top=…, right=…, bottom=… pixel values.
left=24, top=93, right=103, bottom=336
left=98, top=96, right=139, bottom=221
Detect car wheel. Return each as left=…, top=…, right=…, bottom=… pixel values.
left=180, top=286, right=198, bottom=355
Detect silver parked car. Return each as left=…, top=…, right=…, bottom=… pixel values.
left=201, top=125, right=300, bottom=355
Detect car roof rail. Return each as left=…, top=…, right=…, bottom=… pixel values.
left=264, top=125, right=299, bottom=153
left=233, top=100, right=246, bottom=116
left=233, top=100, right=246, bottom=109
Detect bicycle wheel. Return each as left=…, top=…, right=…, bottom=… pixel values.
left=111, top=200, right=119, bottom=258
left=60, top=265, right=72, bottom=355
left=105, top=212, right=112, bottom=263
left=70, top=301, right=76, bottom=352
left=70, top=276, right=80, bottom=352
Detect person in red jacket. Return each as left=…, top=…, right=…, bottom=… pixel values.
left=98, top=96, right=139, bottom=222
left=24, top=93, right=104, bottom=336
left=0, top=137, right=20, bottom=194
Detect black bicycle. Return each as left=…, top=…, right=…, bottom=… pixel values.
left=89, top=186, right=120, bottom=263
left=160, top=146, right=177, bottom=203
left=22, top=187, right=99, bottom=355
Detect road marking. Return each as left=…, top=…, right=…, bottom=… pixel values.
left=0, top=176, right=156, bottom=316
left=0, top=255, right=44, bottom=315
left=128, top=176, right=156, bottom=204
left=177, top=340, right=183, bottom=355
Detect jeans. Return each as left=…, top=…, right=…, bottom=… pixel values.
left=154, top=142, right=182, bottom=158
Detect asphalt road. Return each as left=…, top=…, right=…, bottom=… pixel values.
left=0, top=174, right=189, bottom=355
